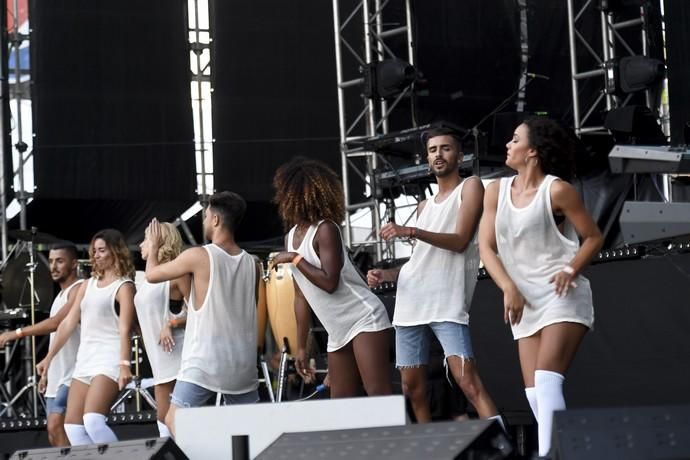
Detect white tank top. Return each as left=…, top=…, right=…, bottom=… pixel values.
left=394, top=178, right=480, bottom=326
left=134, top=272, right=185, bottom=385
left=288, top=221, right=391, bottom=352
left=177, top=245, right=258, bottom=394
left=496, top=175, right=594, bottom=339
left=73, top=277, right=132, bottom=380
left=46, top=279, right=83, bottom=397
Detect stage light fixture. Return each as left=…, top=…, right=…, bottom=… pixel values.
left=604, top=56, right=664, bottom=95
left=604, top=105, right=666, bottom=145
left=362, top=58, right=417, bottom=99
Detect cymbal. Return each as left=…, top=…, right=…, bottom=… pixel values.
left=9, top=229, right=60, bottom=244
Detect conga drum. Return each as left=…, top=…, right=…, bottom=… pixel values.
left=253, top=256, right=269, bottom=351
left=265, top=252, right=298, bottom=355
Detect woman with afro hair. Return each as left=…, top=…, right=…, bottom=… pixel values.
left=272, top=157, right=392, bottom=398
left=479, top=117, right=603, bottom=456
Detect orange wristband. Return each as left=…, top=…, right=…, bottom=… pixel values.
left=169, top=318, right=178, bottom=328
left=292, top=254, right=303, bottom=266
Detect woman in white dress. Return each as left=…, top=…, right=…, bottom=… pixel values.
left=136, top=222, right=190, bottom=438
left=38, top=229, right=136, bottom=445
left=478, top=117, right=603, bottom=457
left=272, top=157, right=392, bottom=398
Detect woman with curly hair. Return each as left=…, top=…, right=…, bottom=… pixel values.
left=272, top=157, right=392, bottom=398
left=478, top=117, right=603, bottom=456
left=136, top=222, right=190, bottom=438
left=38, top=229, right=136, bottom=445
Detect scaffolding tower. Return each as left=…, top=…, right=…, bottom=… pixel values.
left=332, top=0, right=416, bottom=262
left=566, top=0, right=656, bottom=136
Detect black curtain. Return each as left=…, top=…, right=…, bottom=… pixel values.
left=30, top=0, right=195, bottom=201
left=18, top=0, right=196, bottom=244
left=413, top=0, right=521, bottom=139
left=211, top=0, right=340, bottom=243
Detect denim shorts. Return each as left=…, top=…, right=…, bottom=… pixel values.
left=46, top=384, right=70, bottom=415
left=170, top=381, right=259, bottom=408
left=395, top=321, right=475, bottom=368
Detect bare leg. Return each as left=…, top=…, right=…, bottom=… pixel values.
left=399, top=367, right=431, bottom=423
left=446, top=357, right=498, bottom=419
left=327, top=342, right=361, bottom=398
left=47, top=413, right=69, bottom=446
left=518, top=334, right=541, bottom=387
left=536, top=323, right=588, bottom=373
left=351, top=330, right=392, bottom=396
left=83, top=376, right=120, bottom=415
left=154, top=381, right=175, bottom=423
left=64, top=380, right=89, bottom=425
left=165, top=404, right=178, bottom=438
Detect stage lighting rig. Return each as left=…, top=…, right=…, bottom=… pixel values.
left=604, top=55, right=665, bottom=95
left=362, top=58, right=417, bottom=100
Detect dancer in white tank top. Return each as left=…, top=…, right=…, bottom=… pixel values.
left=367, top=129, right=502, bottom=427
left=3, top=244, right=82, bottom=447
left=272, top=158, right=392, bottom=398
left=145, top=191, right=259, bottom=437
left=479, top=117, right=603, bottom=456
left=40, top=229, right=136, bottom=446
left=136, top=222, right=190, bottom=438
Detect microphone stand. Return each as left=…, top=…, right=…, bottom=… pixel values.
left=463, top=74, right=539, bottom=175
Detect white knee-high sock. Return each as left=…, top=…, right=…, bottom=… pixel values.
left=83, top=412, right=118, bottom=444
left=157, top=420, right=172, bottom=438
left=64, top=424, right=93, bottom=446
left=525, top=387, right=538, bottom=419
left=535, top=370, right=566, bottom=457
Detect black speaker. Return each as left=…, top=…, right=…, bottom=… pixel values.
left=256, top=420, right=512, bottom=460
left=551, top=404, right=690, bottom=460
left=9, top=437, right=188, bottom=460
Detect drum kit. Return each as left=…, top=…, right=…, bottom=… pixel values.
left=0, top=228, right=59, bottom=419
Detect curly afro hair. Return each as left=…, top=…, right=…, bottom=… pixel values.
left=272, top=157, right=345, bottom=230
left=523, top=117, right=576, bottom=182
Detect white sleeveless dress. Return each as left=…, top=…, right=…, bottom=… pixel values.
left=134, top=272, right=185, bottom=385
left=288, top=221, right=391, bottom=352
left=72, top=277, right=133, bottom=383
left=46, top=279, right=83, bottom=398
left=495, top=175, right=594, bottom=339
left=394, top=178, right=481, bottom=326
left=177, top=245, right=258, bottom=394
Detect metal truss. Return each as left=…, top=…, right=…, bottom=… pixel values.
left=174, top=0, right=214, bottom=244
left=332, top=0, right=415, bottom=262
left=1, top=0, right=33, bottom=263
left=566, top=0, right=654, bottom=136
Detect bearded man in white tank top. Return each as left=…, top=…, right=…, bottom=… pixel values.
left=2, top=244, right=82, bottom=446
left=145, top=191, right=259, bottom=437
left=367, top=128, right=503, bottom=428
left=479, top=117, right=603, bottom=457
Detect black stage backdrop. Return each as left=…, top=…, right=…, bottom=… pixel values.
left=471, top=253, right=690, bottom=412
left=211, top=0, right=340, bottom=243
left=23, top=0, right=195, bottom=243
left=664, top=0, right=690, bottom=146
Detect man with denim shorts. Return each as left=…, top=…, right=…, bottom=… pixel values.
left=145, top=191, right=258, bottom=437
left=367, top=128, right=503, bottom=427
left=1, top=244, right=83, bottom=446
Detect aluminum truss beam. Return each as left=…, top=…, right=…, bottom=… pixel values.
left=566, top=0, right=653, bottom=137
left=332, top=0, right=415, bottom=262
